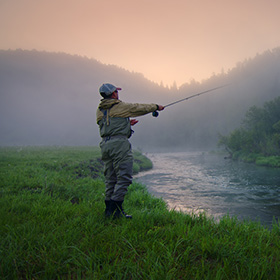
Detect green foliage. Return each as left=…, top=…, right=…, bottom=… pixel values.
left=219, top=96, right=280, bottom=165
left=273, top=120, right=280, bottom=132
left=0, top=146, right=152, bottom=199
left=255, top=156, right=280, bottom=168
left=133, top=150, right=153, bottom=171
left=1, top=147, right=280, bottom=279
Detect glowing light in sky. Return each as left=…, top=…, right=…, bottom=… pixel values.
left=0, top=0, right=280, bottom=86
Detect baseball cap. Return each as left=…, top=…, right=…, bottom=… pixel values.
left=99, top=83, right=122, bottom=96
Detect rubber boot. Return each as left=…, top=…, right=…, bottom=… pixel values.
left=104, top=200, right=112, bottom=218
left=111, top=200, right=132, bottom=219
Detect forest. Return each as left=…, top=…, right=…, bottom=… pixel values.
left=0, top=48, right=280, bottom=150
left=218, top=96, right=280, bottom=167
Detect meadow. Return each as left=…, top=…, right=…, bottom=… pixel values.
left=0, top=146, right=280, bottom=279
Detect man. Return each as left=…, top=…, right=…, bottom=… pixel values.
left=96, top=83, right=164, bottom=219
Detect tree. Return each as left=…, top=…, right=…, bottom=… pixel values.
left=218, top=96, right=280, bottom=156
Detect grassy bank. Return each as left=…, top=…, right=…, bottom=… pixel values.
left=1, top=146, right=280, bottom=279
left=231, top=151, right=280, bottom=168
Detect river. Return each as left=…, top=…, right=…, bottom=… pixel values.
left=134, top=151, right=280, bottom=228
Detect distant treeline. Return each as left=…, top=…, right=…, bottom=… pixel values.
left=0, top=48, right=280, bottom=149
left=218, top=96, right=280, bottom=166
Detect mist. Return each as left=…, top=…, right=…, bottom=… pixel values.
left=0, top=48, right=280, bottom=151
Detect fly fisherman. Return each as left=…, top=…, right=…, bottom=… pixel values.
left=96, top=83, right=164, bottom=219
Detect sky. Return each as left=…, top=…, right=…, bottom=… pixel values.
left=1, top=0, right=280, bottom=87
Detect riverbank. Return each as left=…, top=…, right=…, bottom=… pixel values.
left=1, top=146, right=280, bottom=279
left=211, top=149, right=280, bottom=168
left=231, top=151, right=280, bottom=168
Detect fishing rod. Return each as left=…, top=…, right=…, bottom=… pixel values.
left=152, top=84, right=229, bottom=117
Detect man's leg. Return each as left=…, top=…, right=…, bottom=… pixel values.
left=110, top=140, right=133, bottom=218
left=102, top=158, right=116, bottom=217
left=111, top=160, right=133, bottom=201
left=100, top=140, right=117, bottom=217
left=110, top=159, right=133, bottom=219
left=103, top=159, right=117, bottom=201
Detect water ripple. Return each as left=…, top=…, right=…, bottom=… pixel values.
left=135, top=152, right=280, bottom=227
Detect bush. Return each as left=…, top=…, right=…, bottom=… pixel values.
left=219, top=97, right=280, bottom=165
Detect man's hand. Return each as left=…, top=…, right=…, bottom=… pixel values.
left=130, top=119, right=139, bottom=126
left=157, top=105, right=164, bottom=111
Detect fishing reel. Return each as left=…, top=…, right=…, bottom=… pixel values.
left=152, top=111, right=159, bottom=117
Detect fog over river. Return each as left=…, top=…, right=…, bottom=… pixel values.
left=134, top=152, right=280, bottom=228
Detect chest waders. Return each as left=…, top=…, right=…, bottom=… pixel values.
left=99, top=107, right=133, bottom=219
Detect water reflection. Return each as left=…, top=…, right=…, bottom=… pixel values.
left=134, top=152, right=280, bottom=227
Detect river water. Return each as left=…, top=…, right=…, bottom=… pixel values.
left=134, top=152, right=280, bottom=228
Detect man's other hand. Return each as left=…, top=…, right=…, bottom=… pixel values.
left=130, top=119, right=139, bottom=126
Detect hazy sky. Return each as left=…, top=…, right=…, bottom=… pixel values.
left=1, top=0, right=280, bottom=86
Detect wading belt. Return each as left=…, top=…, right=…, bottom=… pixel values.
left=102, top=135, right=128, bottom=142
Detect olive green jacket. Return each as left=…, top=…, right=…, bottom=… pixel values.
left=96, top=99, right=158, bottom=138
left=96, top=99, right=157, bottom=122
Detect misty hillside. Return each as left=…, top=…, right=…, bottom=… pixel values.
left=0, top=48, right=280, bottom=150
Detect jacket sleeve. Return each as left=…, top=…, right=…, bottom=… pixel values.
left=109, top=102, right=158, bottom=118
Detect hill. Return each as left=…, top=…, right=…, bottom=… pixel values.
left=0, top=48, right=280, bottom=150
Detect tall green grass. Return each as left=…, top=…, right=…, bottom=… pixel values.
left=0, top=146, right=280, bottom=279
